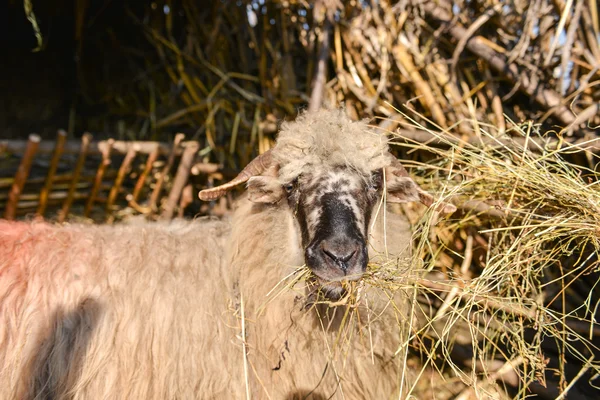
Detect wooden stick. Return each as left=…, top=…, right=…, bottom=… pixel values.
left=130, top=145, right=159, bottom=204
left=4, top=134, right=41, bottom=220
left=308, top=16, right=332, bottom=113
left=190, top=162, right=221, bottom=175
left=177, top=184, right=194, bottom=218
left=58, top=133, right=92, bottom=222
left=149, top=133, right=185, bottom=212
left=1, top=191, right=90, bottom=213
left=125, top=196, right=152, bottom=215
left=384, top=124, right=600, bottom=155
left=392, top=43, right=447, bottom=127
left=416, top=277, right=537, bottom=320
left=37, top=130, right=67, bottom=217
left=161, top=142, right=199, bottom=220
left=1, top=172, right=115, bottom=190
left=421, top=0, right=577, bottom=128
left=3, top=188, right=90, bottom=204
left=1, top=182, right=92, bottom=202
left=105, top=146, right=138, bottom=216
left=84, top=139, right=114, bottom=218
left=0, top=138, right=195, bottom=156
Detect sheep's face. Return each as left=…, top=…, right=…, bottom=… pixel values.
left=248, top=168, right=377, bottom=281
left=198, top=110, right=456, bottom=283
left=245, top=164, right=429, bottom=282
left=289, top=168, right=379, bottom=282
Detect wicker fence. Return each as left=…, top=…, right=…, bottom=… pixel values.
left=0, top=131, right=230, bottom=222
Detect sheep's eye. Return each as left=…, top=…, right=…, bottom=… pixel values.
left=284, top=176, right=300, bottom=195
left=284, top=181, right=295, bottom=193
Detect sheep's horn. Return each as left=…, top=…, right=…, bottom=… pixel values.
left=199, top=149, right=275, bottom=201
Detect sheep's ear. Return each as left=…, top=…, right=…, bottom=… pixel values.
left=247, top=176, right=285, bottom=204
left=385, top=167, right=456, bottom=214
left=384, top=174, right=422, bottom=204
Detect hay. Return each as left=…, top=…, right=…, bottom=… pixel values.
left=6, top=0, right=599, bottom=220
left=373, top=113, right=599, bottom=398
left=260, top=113, right=600, bottom=398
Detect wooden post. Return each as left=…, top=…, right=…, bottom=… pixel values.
left=105, top=146, right=138, bottom=216
left=4, top=134, right=40, bottom=219
left=84, top=139, right=114, bottom=218
left=131, top=145, right=159, bottom=203
left=161, top=142, right=199, bottom=220
left=58, top=133, right=92, bottom=222
left=37, top=130, right=67, bottom=217
left=149, top=133, right=185, bottom=212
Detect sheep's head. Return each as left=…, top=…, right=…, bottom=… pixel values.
left=199, top=109, right=455, bottom=283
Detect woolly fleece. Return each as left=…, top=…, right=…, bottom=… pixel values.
left=273, top=108, right=389, bottom=182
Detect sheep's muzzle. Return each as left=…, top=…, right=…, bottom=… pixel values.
left=303, top=193, right=368, bottom=282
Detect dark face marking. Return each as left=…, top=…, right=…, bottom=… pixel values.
left=305, top=193, right=367, bottom=281
left=283, top=168, right=383, bottom=282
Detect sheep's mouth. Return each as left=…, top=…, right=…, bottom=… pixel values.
left=305, top=275, right=363, bottom=304
left=304, top=240, right=369, bottom=283
left=310, top=269, right=364, bottom=283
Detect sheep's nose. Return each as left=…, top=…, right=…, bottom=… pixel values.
left=321, top=241, right=358, bottom=272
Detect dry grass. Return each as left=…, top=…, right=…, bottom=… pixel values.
left=115, top=0, right=600, bottom=159
left=258, top=112, right=600, bottom=398
left=6, top=1, right=600, bottom=222
left=396, top=112, right=600, bottom=398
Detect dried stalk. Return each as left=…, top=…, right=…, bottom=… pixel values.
left=130, top=145, right=160, bottom=204
left=36, top=130, right=67, bottom=217
left=421, top=0, right=577, bottom=128
left=4, top=134, right=40, bottom=220
left=149, top=133, right=185, bottom=212
left=308, top=16, right=332, bottom=112
left=58, top=133, right=92, bottom=223
left=161, top=141, right=199, bottom=220
left=84, top=139, right=114, bottom=218
left=105, top=146, right=138, bottom=217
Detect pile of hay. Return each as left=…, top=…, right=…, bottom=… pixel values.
left=380, top=115, right=599, bottom=398
left=14, top=0, right=595, bottom=160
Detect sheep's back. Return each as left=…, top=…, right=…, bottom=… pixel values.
left=0, top=219, right=243, bottom=399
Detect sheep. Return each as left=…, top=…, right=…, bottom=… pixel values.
left=0, top=219, right=242, bottom=399
left=0, top=108, right=454, bottom=399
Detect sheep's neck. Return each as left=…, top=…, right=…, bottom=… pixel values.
left=226, top=198, right=303, bottom=308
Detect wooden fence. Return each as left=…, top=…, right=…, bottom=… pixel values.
left=0, top=131, right=230, bottom=222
